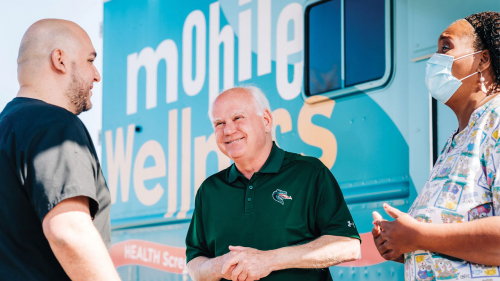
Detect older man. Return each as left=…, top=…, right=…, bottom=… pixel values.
left=185, top=86, right=360, bottom=281
left=0, top=20, right=119, bottom=280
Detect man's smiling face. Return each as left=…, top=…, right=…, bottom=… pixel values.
left=211, top=89, right=269, bottom=163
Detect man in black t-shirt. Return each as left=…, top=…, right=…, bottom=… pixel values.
left=0, top=19, right=120, bottom=280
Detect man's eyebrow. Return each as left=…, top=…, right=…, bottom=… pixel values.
left=90, top=52, right=97, bottom=58
left=231, top=111, right=245, bottom=116
left=212, top=111, right=246, bottom=124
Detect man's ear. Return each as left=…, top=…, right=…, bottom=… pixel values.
left=263, top=108, right=273, bottom=132
left=51, top=49, right=68, bottom=74
left=478, top=49, right=492, bottom=73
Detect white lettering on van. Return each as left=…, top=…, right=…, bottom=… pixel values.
left=127, top=40, right=179, bottom=115
left=105, top=124, right=135, bottom=203
left=183, top=10, right=206, bottom=96
left=209, top=2, right=235, bottom=110
left=276, top=3, right=303, bottom=100
left=133, top=140, right=166, bottom=206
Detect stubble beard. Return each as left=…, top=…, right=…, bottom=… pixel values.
left=65, top=62, right=92, bottom=115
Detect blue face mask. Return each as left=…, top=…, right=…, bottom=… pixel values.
left=425, top=50, right=483, bottom=103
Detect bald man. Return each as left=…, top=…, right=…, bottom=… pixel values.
left=0, top=19, right=120, bottom=280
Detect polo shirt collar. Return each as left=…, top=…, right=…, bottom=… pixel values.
left=227, top=142, right=285, bottom=183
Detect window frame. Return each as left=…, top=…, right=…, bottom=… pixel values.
left=302, top=0, right=394, bottom=100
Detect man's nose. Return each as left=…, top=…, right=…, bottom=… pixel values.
left=94, top=65, right=101, bottom=82
left=224, top=121, right=236, bottom=135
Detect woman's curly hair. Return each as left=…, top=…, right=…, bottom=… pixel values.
left=465, top=11, right=500, bottom=86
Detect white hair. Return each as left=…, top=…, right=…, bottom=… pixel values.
left=208, top=85, right=271, bottom=123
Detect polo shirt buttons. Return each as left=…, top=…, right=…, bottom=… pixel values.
left=245, top=185, right=255, bottom=212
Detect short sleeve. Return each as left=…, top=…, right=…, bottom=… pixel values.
left=185, top=189, right=211, bottom=263
left=24, top=120, right=99, bottom=222
left=314, top=167, right=361, bottom=241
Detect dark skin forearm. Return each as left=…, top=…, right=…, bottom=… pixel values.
left=373, top=204, right=500, bottom=266
left=416, top=217, right=500, bottom=265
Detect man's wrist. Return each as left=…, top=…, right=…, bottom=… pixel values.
left=266, top=249, right=284, bottom=272
left=207, top=256, right=223, bottom=279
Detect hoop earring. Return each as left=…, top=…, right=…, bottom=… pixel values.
left=480, top=71, right=487, bottom=93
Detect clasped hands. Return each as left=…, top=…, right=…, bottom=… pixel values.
left=214, top=203, right=420, bottom=281
left=218, top=246, right=276, bottom=281
left=371, top=203, right=422, bottom=262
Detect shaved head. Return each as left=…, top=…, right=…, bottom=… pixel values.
left=18, top=19, right=89, bottom=67
left=16, top=19, right=100, bottom=115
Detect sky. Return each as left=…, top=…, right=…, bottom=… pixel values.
left=0, top=0, right=104, bottom=157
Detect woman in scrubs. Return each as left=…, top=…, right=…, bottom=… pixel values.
left=372, top=11, right=500, bottom=281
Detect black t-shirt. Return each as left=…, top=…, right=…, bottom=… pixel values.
left=0, top=97, right=111, bottom=280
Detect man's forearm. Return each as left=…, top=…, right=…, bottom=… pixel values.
left=416, top=216, right=500, bottom=265
left=268, top=235, right=360, bottom=271
left=187, top=256, right=223, bottom=281
left=45, top=212, right=120, bottom=281
left=43, top=197, right=120, bottom=281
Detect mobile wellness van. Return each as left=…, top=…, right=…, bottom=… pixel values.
left=101, top=0, right=500, bottom=280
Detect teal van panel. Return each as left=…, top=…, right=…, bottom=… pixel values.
left=102, top=0, right=408, bottom=229
left=102, top=0, right=412, bottom=279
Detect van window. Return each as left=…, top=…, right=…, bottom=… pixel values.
left=305, top=0, right=390, bottom=97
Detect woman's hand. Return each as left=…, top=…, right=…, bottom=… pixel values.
left=372, top=203, right=422, bottom=261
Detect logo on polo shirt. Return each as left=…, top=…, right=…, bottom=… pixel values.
left=272, top=189, right=292, bottom=205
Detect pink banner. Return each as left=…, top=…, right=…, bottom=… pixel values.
left=110, top=240, right=187, bottom=274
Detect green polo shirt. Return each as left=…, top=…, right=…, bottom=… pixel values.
left=185, top=142, right=360, bottom=280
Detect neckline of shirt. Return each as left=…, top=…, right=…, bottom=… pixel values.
left=449, top=95, right=500, bottom=144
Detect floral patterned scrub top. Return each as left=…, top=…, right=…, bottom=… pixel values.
left=405, top=95, right=500, bottom=281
